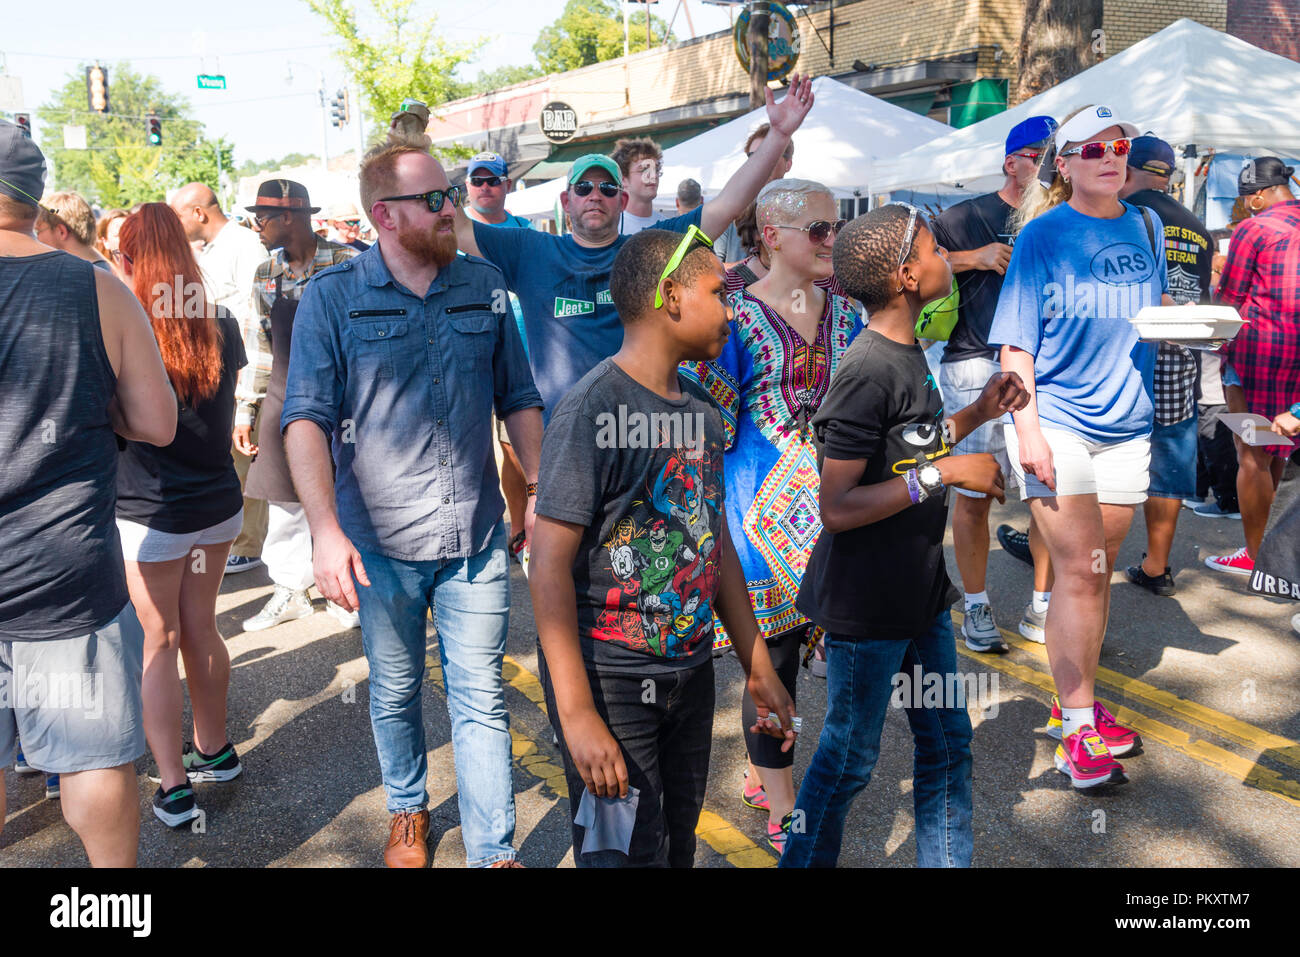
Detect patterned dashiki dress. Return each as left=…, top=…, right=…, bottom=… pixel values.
left=683, top=285, right=863, bottom=651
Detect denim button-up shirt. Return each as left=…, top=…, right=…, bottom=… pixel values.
left=282, top=246, right=542, bottom=562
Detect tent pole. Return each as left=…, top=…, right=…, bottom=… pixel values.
left=1182, top=144, right=1198, bottom=212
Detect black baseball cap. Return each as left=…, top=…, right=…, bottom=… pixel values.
left=245, top=178, right=320, bottom=214
left=1238, top=156, right=1295, bottom=196
left=0, top=118, right=47, bottom=208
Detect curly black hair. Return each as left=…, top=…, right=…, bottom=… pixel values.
left=610, top=229, right=718, bottom=324
left=832, top=205, right=925, bottom=313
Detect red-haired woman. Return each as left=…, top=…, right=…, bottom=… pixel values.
left=116, top=203, right=246, bottom=829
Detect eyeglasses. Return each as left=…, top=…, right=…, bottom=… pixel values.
left=655, top=225, right=714, bottom=309
left=571, top=180, right=622, bottom=199
left=252, top=212, right=284, bottom=230
left=774, top=220, right=847, bottom=245
left=1060, top=138, right=1132, bottom=160
left=469, top=175, right=504, bottom=188
left=377, top=185, right=466, bottom=213
left=892, top=202, right=923, bottom=272
left=1012, top=150, right=1042, bottom=161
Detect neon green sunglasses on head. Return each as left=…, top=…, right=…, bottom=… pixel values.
left=655, top=225, right=715, bottom=309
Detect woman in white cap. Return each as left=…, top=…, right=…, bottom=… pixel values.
left=987, top=105, right=1175, bottom=791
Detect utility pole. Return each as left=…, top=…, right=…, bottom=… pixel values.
left=747, top=1, right=770, bottom=109
left=623, top=1, right=631, bottom=108
left=318, top=72, right=330, bottom=171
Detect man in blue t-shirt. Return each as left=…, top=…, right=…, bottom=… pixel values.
left=453, top=75, right=815, bottom=422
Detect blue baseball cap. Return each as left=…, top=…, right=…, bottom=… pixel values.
left=1005, top=116, right=1058, bottom=156
left=468, top=151, right=508, bottom=178
left=1127, top=135, right=1177, bottom=176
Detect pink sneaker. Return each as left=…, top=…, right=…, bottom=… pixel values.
left=1046, top=697, right=1143, bottom=757
left=1054, top=725, right=1128, bottom=789
left=1205, top=547, right=1254, bottom=576
left=767, top=813, right=793, bottom=855
left=741, top=771, right=769, bottom=812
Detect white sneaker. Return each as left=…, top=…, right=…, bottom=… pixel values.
left=326, top=601, right=360, bottom=629
left=1292, top=613, right=1299, bottom=637
left=242, top=585, right=313, bottom=632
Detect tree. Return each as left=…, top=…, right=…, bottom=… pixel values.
left=304, top=0, right=483, bottom=142
left=1015, top=0, right=1104, bottom=102
left=533, top=0, right=675, bottom=74
left=235, top=152, right=319, bottom=180
left=465, top=64, right=546, bottom=96
left=37, top=62, right=235, bottom=208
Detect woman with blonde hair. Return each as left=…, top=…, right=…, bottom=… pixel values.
left=116, top=203, right=247, bottom=828
left=988, top=106, right=1175, bottom=790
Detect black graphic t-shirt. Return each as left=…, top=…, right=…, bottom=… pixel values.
left=796, top=330, right=959, bottom=639
left=537, top=358, right=726, bottom=674
left=931, top=191, right=1016, bottom=364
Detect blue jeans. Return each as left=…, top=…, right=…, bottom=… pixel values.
left=780, top=610, right=973, bottom=868
left=355, top=521, right=515, bottom=867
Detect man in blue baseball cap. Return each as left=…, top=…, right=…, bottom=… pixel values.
left=929, top=114, right=1058, bottom=653
left=465, top=151, right=532, bottom=230
left=1118, top=134, right=1218, bottom=596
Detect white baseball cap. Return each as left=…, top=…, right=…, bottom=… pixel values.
left=1054, top=105, right=1139, bottom=152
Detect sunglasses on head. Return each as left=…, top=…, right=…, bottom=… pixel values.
left=774, top=219, right=847, bottom=245
left=655, top=225, right=714, bottom=309
left=890, top=201, right=926, bottom=275
left=571, top=180, right=622, bottom=198
left=1060, top=138, right=1132, bottom=160
left=469, top=175, right=503, bottom=188
left=377, top=185, right=466, bottom=213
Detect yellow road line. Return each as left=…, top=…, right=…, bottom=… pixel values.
left=951, top=610, right=1300, bottom=774
left=500, top=654, right=776, bottom=867
left=949, top=627, right=1300, bottom=807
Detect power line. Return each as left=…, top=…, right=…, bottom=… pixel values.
left=38, top=91, right=318, bottom=121
left=3, top=44, right=338, bottom=63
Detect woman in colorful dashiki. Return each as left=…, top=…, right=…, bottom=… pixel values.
left=683, top=179, right=862, bottom=853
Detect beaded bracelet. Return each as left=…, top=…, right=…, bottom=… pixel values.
left=526, top=482, right=538, bottom=497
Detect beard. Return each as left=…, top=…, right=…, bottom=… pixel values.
left=396, top=219, right=458, bottom=268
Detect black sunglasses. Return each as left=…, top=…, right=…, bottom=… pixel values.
left=469, top=175, right=503, bottom=188
left=571, top=180, right=622, bottom=199
left=378, top=185, right=466, bottom=213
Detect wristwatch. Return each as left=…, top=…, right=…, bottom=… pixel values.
left=917, top=464, right=945, bottom=500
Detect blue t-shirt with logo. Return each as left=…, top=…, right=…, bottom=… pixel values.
left=987, top=201, right=1167, bottom=443
left=472, top=207, right=703, bottom=421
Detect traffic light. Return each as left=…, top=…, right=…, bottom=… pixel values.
left=86, top=64, right=110, bottom=114
left=329, top=89, right=349, bottom=128
left=14, top=114, right=31, bottom=136
left=146, top=112, right=162, bottom=146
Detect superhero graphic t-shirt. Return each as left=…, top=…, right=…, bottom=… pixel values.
left=536, top=358, right=726, bottom=673
left=796, top=330, right=960, bottom=640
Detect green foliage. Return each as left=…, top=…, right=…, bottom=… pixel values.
left=36, top=62, right=234, bottom=208
left=464, top=63, right=546, bottom=96
left=533, top=0, right=674, bottom=74
left=235, top=152, right=319, bottom=180
left=303, top=0, right=484, bottom=136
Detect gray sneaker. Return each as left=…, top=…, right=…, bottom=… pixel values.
left=242, top=585, right=313, bottom=632
left=961, top=603, right=1008, bottom=653
left=1018, top=602, right=1047, bottom=643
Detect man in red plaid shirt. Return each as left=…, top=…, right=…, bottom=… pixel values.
left=1205, top=157, right=1300, bottom=577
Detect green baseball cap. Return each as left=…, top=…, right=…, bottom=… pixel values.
left=568, top=153, right=622, bottom=186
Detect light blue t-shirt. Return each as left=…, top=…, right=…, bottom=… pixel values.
left=987, top=201, right=1167, bottom=443
left=472, top=207, right=703, bottom=422
left=474, top=210, right=533, bottom=358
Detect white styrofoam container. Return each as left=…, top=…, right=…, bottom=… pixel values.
left=1129, top=305, right=1247, bottom=349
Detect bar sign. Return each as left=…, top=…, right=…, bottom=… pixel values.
left=197, top=75, right=226, bottom=90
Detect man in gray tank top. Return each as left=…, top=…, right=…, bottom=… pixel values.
left=0, top=121, right=177, bottom=866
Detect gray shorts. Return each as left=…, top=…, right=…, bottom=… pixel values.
left=938, top=355, right=1015, bottom=499
left=1, top=603, right=147, bottom=774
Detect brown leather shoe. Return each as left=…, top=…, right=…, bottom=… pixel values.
left=384, top=809, right=430, bottom=868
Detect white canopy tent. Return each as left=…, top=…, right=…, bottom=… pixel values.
left=506, top=75, right=951, bottom=221
left=870, top=19, right=1300, bottom=203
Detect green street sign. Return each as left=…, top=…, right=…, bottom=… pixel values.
left=197, top=75, right=226, bottom=90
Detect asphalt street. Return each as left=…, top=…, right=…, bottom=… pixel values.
left=4, top=479, right=1299, bottom=868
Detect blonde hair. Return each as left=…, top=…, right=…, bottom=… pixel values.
left=36, top=190, right=96, bottom=245
left=359, top=135, right=430, bottom=227
left=1011, top=105, right=1093, bottom=235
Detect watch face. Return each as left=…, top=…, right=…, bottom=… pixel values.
left=919, top=465, right=943, bottom=486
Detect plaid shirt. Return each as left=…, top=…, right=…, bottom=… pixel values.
left=1218, top=200, right=1300, bottom=424
left=1153, top=342, right=1198, bottom=426
left=236, top=236, right=358, bottom=427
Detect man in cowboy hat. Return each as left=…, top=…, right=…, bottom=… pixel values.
left=238, top=179, right=359, bottom=632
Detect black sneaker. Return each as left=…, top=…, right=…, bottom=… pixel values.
left=1125, top=559, right=1176, bottom=597
left=153, top=783, right=199, bottom=827
left=996, top=524, right=1033, bottom=566
left=182, top=741, right=242, bottom=782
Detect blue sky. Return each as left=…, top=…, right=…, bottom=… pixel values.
left=3, top=0, right=736, bottom=167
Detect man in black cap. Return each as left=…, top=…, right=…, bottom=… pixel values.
left=0, top=119, right=176, bottom=865
left=1118, top=135, right=1215, bottom=596
left=238, top=179, right=360, bottom=632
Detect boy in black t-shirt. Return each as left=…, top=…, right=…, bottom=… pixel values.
left=780, top=205, right=1029, bottom=868
left=530, top=228, right=797, bottom=867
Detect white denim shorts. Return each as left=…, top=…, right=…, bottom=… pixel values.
left=116, top=509, right=244, bottom=564
left=938, top=355, right=1014, bottom=499
left=1004, top=425, right=1150, bottom=505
